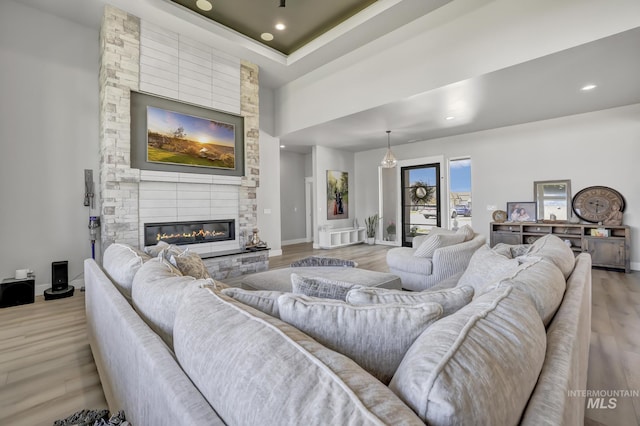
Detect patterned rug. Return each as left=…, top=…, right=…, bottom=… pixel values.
left=53, top=409, right=130, bottom=426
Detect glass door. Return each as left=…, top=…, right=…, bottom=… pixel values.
left=401, top=164, right=441, bottom=247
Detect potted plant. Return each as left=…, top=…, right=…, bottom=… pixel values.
left=364, top=214, right=379, bottom=245
left=386, top=220, right=396, bottom=241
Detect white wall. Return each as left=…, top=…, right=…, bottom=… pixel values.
left=275, top=0, right=640, bottom=136
left=257, top=131, right=282, bottom=256
left=0, top=1, right=99, bottom=293
left=280, top=151, right=307, bottom=244
left=313, top=146, right=355, bottom=248
left=355, top=104, right=640, bottom=269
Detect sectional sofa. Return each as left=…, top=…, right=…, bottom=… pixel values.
left=85, top=234, right=591, bottom=425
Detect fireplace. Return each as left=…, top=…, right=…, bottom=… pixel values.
left=144, top=219, right=235, bottom=247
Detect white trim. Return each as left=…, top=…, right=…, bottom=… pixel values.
left=631, top=262, right=640, bottom=271
left=268, top=249, right=283, bottom=257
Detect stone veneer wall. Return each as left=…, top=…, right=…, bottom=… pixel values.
left=98, top=6, right=259, bottom=254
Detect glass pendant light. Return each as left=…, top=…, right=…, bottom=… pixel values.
left=380, top=130, right=397, bottom=168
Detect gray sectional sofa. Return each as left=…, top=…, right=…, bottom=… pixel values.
left=85, top=234, right=591, bottom=425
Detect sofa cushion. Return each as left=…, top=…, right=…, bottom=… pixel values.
left=220, top=287, right=285, bottom=318
left=290, top=256, right=357, bottom=268
left=278, top=294, right=442, bottom=384
left=526, top=235, right=575, bottom=278
left=387, top=248, right=433, bottom=275
left=291, top=273, right=361, bottom=301
left=389, top=286, right=547, bottom=425
left=346, top=285, right=473, bottom=316
left=488, top=258, right=566, bottom=326
left=455, top=224, right=474, bottom=241
left=456, top=245, right=520, bottom=295
left=102, top=243, right=151, bottom=299
left=173, top=287, right=425, bottom=425
left=169, top=249, right=211, bottom=279
left=411, top=227, right=455, bottom=248
left=143, top=241, right=182, bottom=258
left=414, top=233, right=466, bottom=258
left=132, top=257, right=218, bottom=348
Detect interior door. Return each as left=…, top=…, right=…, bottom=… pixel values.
left=401, top=164, right=441, bottom=247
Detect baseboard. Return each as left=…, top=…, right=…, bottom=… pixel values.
left=268, top=249, right=283, bottom=257
left=631, top=262, right=639, bottom=271
left=281, top=238, right=312, bottom=246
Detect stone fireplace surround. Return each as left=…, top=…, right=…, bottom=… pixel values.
left=98, top=6, right=260, bottom=264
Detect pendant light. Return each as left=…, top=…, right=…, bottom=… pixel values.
left=380, top=130, right=397, bottom=168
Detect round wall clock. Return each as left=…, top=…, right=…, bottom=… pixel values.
left=572, top=186, right=625, bottom=223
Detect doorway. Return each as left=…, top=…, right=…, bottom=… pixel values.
left=400, top=163, right=441, bottom=247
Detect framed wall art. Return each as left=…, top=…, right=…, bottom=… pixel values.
left=131, top=91, right=245, bottom=176
left=327, top=170, right=349, bottom=220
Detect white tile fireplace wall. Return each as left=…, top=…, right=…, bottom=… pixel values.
left=99, top=6, right=259, bottom=256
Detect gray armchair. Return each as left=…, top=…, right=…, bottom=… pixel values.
left=386, top=233, right=485, bottom=291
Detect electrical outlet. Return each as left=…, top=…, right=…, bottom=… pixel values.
left=487, top=205, right=497, bottom=211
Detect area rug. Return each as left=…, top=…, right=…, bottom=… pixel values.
left=53, top=409, right=130, bottom=426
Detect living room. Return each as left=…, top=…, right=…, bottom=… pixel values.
left=0, top=0, right=639, bottom=424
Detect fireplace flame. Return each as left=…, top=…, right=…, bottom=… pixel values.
left=156, top=229, right=226, bottom=242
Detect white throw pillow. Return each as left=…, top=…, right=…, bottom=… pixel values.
left=414, top=233, right=466, bottom=258
left=456, top=245, right=520, bottom=296
left=221, top=288, right=285, bottom=318
left=526, top=234, right=575, bottom=278
left=389, top=286, right=546, bottom=425
left=455, top=224, right=475, bottom=241
left=346, top=286, right=474, bottom=317
left=102, top=243, right=151, bottom=298
left=278, top=294, right=442, bottom=384
left=290, top=273, right=361, bottom=301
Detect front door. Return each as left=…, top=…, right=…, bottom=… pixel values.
left=400, top=164, right=441, bottom=247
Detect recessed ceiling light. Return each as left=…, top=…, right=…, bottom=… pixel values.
left=445, top=116, right=455, bottom=120
left=196, top=0, right=212, bottom=12
left=261, top=32, right=274, bottom=41
left=280, top=144, right=286, bottom=148
left=275, top=23, right=286, bottom=31
left=581, top=84, right=597, bottom=91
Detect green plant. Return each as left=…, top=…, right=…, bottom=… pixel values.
left=364, top=214, right=380, bottom=238
left=386, top=220, right=396, bottom=234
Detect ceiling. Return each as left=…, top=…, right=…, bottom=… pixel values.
left=168, top=0, right=378, bottom=55
left=11, top=0, right=640, bottom=154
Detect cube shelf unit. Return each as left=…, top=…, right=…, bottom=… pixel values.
left=319, top=227, right=366, bottom=249
left=490, top=222, right=630, bottom=273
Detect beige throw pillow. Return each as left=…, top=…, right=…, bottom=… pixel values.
left=346, top=286, right=473, bottom=316
left=456, top=245, right=520, bottom=296
left=278, top=294, right=443, bottom=384
left=389, top=286, right=547, bottom=425
left=169, top=249, right=211, bottom=279
left=414, top=233, right=466, bottom=258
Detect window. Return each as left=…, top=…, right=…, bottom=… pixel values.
left=449, top=158, right=472, bottom=229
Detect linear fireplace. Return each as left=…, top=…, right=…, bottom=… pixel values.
left=144, top=219, right=235, bottom=247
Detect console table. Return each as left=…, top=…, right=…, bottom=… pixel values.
left=490, top=222, right=630, bottom=273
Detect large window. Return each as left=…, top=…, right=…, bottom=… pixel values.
left=449, top=158, right=472, bottom=229
left=401, top=164, right=441, bottom=247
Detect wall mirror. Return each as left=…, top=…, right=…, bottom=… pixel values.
left=534, top=179, right=572, bottom=221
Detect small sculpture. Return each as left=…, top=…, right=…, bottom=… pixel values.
left=603, top=203, right=623, bottom=226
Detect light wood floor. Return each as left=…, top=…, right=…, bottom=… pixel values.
left=0, top=243, right=638, bottom=425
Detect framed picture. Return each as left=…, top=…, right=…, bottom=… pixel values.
left=131, top=91, right=245, bottom=176
left=327, top=170, right=349, bottom=220
left=506, top=202, right=537, bottom=222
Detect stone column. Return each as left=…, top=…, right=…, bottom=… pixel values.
left=98, top=6, right=141, bottom=253
left=239, top=61, right=260, bottom=242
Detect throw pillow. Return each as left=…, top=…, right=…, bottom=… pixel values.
left=290, top=273, right=361, bottom=301
left=278, top=294, right=443, bottom=384
left=456, top=245, right=520, bottom=296
left=414, top=233, right=466, bottom=258
left=221, top=288, right=285, bottom=318
left=526, top=235, right=575, bottom=278
left=455, top=224, right=474, bottom=241
left=346, top=285, right=474, bottom=316
left=290, top=256, right=358, bottom=268
left=169, top=249, right=211, bottom=279
left=102, top=243, right=151, bottom=298
left=389, top=286, right=546, bottom=425
left=144, top=241, right=184, bottom=258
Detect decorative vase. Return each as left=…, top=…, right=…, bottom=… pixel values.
left=388, top=233, right=396, bottom=242
left=367, top=237, right=375, bottom=245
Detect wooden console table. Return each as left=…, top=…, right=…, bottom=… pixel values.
left=490, top=222, right=630, bottom=273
